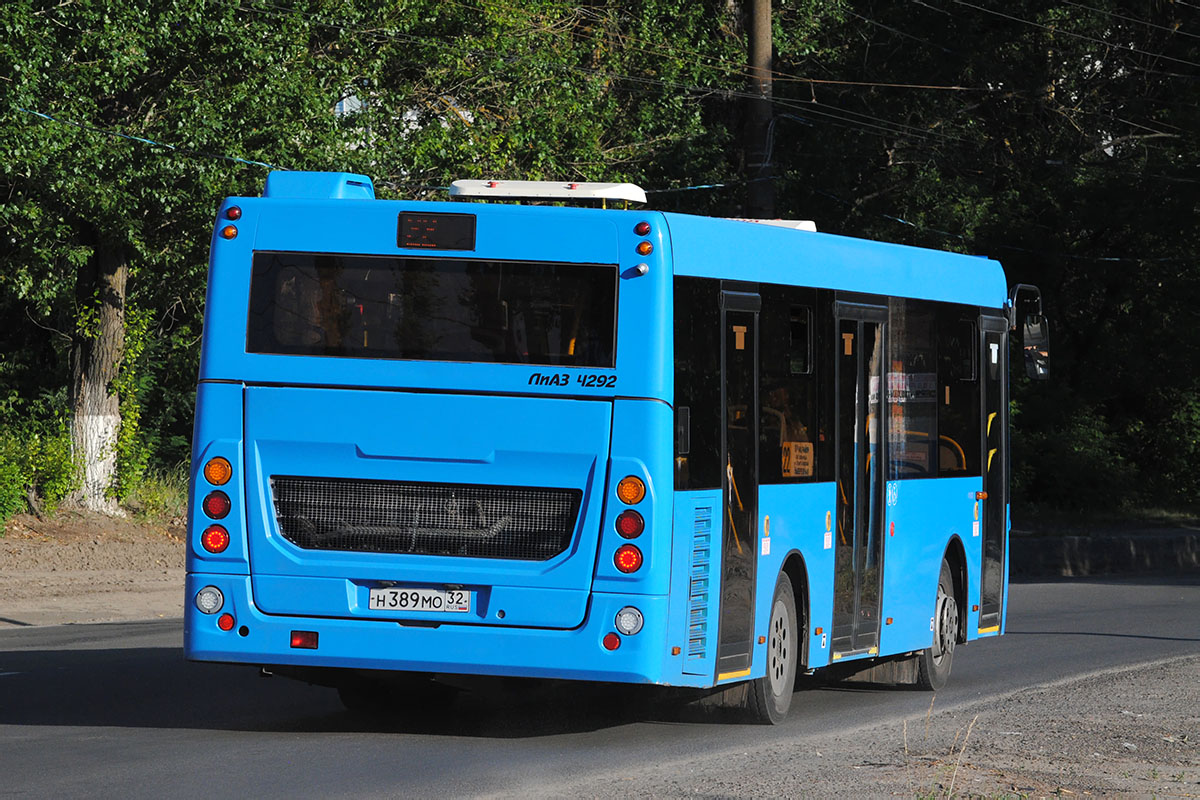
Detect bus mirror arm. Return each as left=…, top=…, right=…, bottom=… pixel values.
left=1008, top=284, right=1049, bottom=381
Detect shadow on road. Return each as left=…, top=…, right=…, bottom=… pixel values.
left=0, top=644, right=800, bottom=735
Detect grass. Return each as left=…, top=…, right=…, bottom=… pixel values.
left=121, top=463, right=188, bottom=524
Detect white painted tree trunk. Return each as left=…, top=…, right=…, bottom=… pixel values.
left=69, top=236, right=127, bottom=515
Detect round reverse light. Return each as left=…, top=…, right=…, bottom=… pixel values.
left=217, top=613, right=236, bottom=632
left=202, top=491, right=231, bottom=519
left=615, top=606, right=644, bottom=635
left=636, top=241, right=653, bottom=256
left=602, top=632, right=621, bottom=651
left=615, top=509, right=644, bottom=539
left=203, top=457, right=232, bottom=485
left=634, top=221, right=651, bottom=236
left=201, top=525, right=230, bottom=553
left=225, top=206, right=243, bottom=221
left=220, top=225, right=238, bottom=240
left=195, top=585, right=224, bottom=615
left=616, top=476, right=645, bottom=505
left=614, top=544, right=643, bottom=573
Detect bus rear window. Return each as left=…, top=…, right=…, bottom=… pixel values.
left=246, top=252, right=617, bottom=367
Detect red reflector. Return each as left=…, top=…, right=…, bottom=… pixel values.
left=201, top=525, right=230, bottom=553
left=602, top=633, right=621, bottom=651
left=218, top=613, right=235, bottom=631
left=290, top=631, right=319, bottom=649
left=615, top=510, right=644, bottom=539
left=203, top=491, right=231, bottom=519
left=614, top=544, right=643, bottom=573
left=634, top=221, right=651, bottom=236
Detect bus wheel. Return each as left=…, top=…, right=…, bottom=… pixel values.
left=746, top=572, right=799, bottom=724
left=916, top=559, right=958, bottom=691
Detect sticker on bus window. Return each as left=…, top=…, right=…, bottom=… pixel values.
left=781, top=441, right=813, bottom=478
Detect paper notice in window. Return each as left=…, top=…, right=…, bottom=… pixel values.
left=782, top=441, right=814, bottom=478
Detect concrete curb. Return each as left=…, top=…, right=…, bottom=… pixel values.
left=1011, top=531, right=1200, bottom=577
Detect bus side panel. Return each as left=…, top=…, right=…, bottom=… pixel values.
left=666, top=489, right=722, bottom=685
left=756, top=483, right=838, bottom=671
left=879, top=476, right=982, bottom=656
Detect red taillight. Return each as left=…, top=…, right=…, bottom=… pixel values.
left=290, top=631, right=319, bottom=649
left=634, top=221, right=651, bottom=236
left=201, top=525, right=230, bottom=553
left=224, top=206, right=242, bottom=221
left=602, top=632, right=621, bottom=651
left=202, top=491, right=230, bottom=519
left=615, top=510, right=644, bottom=539
left=217, top=613, right=235, bottom=631
left=614, top=544, right=643, bottom=573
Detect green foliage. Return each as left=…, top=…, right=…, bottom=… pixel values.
left=0, top=425, right=79, bottom=521
left=123, top=463, right=188, bottom=523
left=111, top=307, right=152, bottom=502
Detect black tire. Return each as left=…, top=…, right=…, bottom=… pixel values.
left=746, top=572, right=799, bottom=724
left=916, top=559, right=959, bottom=691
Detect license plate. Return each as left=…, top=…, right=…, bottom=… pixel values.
left=367, top=587, right=472, bottom=613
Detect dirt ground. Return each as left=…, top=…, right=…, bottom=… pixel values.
left=0, top=511, right=184, bottom=627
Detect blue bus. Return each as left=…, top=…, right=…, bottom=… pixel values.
left=185, top=171, right=1048, bottom=723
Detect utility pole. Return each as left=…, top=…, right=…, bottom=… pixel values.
left=745, top=0, right=775, bottom=218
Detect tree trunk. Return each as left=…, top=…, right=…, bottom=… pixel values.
left=69, top=231, right=127, bottom=515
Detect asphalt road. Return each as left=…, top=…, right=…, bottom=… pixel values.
left=1, top=577, right=1197, bottom=799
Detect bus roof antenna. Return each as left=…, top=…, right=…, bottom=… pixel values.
left=450, top=180, right=647, bottom=206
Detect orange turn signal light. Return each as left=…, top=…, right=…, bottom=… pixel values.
left=204, top=457, right=232, bottom=486
left=616, top=476, right=645, bottom=505
left=636, top=241, right=653, bottom=256
left=220, top=225, right=238, bottom=240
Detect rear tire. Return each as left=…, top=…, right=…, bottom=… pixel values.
left=746, top=573, right=799, bottom=724
left=916, top=559, right=958, bottom=691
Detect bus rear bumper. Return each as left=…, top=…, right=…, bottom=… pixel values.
left=184, top=573, right=675, bottom=685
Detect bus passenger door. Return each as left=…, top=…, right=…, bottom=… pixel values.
left=979, top=317, right=1009, bottom=632
left=716, top=290, right=760, bottom=679
left=831, top=305, right=887, bottom=658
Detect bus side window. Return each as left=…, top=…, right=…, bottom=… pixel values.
left=759, top=288, right=816, bottom=484
left=937, top=312, right=980, bottom=477
left=674, top=277, right=722, bottom=491
left=888, top=298, right=937, bottom=479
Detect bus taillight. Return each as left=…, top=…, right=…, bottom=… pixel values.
left=224, top=206, right=242, bottom=221
left=614, top=544, right=643, bottom=573
left=615, top=510, right=644, bottom=539
left=201, top=525, right=230, bottom=553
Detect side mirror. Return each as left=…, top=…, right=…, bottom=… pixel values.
left=1022, top=314, right=1050, bottom=380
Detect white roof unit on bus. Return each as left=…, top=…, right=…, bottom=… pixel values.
left=732, top=218, right=818, bottom=232
left=450, top=179, right=647, bottom=204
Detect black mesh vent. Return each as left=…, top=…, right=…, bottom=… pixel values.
left=269, top=476, right=581, bottom=560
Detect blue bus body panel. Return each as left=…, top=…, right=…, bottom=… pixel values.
left=243, top=386, right=611, bottom=629
left=880, top=477, right=983, bottom=654
left=203, top=200, right=673, bottom=404
left=663, top=213, right=1007, bottom=309
left=668, top=490, right=722, bottom=684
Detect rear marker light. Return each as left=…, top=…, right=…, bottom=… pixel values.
left=616, top=476, right=645, bottom=505
left=220, top=225, right=238, bottom=240
left=201, top=525, right=230, bottom=554
left=636, top=241, right=653, bottom=256
left=634, top=221, right=651, bottom=236
left=614, top=544, right=643, bottom=573
left=202, top=491, right=231, bottom=519
left=615, top=510, right=644, bottom=539
left=602, top=633, right=621, bottom=651
left=203, top=457, right=232, bottom=485
left=615, top=606, right=644, bottom=635
left=224, top=206, right=242, bottom=221
left=218, top=613, right=235, bottom=631
left=291, top=631, right=319, bottom=649
left=195, top=586, right=224, bottom=615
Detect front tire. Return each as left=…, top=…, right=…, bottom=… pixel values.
left=746, top=573, right=799, bottom=724
left=916, top=559, right=959, bottom=690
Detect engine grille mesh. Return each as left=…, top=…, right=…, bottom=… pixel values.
left=269, top=476, right=581, bottom=560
